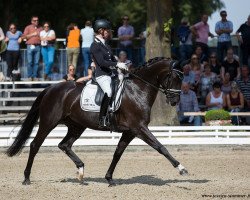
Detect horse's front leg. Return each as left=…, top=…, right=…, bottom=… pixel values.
left=105, top=131, right=135, bottom=186
left=134, top=126, right=188, bottom=176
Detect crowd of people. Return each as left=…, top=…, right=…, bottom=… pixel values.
left=176, top=11, right=250, bottom=126
left=0, top=15, right=137, bottom=81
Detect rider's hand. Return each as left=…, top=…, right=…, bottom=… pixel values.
left=116, top=62, right=128, bottom=71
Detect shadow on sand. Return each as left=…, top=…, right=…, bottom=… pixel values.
left=58, top=175, right=210, bottom=186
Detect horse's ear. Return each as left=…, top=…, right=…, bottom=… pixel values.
left=180, top=59, right=191, bottom=69
left=170, top=60, right=181, bottom=70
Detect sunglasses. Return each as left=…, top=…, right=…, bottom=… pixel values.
left=69, top=69, right=75, bottom=71
left=10, top=27, right=16, bottom=30
left=123, top=18, right=129, bottom=21
left=32, top=19, right=39, bottom=22
left=44, top=25, right=49, bottom=28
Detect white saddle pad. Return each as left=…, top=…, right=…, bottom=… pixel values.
left=80, top=80, right=125, bottom=112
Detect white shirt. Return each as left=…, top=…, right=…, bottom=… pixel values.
left=40, top=30, right=55, bottom=46
left=80, top=26, right=94, bottom=48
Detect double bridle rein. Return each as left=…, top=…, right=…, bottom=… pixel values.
left=129, top=67, right=183, bottom=98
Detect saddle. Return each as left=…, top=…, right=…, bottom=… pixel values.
left=80, top=75, right=126, bottom=113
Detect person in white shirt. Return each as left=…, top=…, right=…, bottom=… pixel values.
left=80, top=20, right=94, bottom=76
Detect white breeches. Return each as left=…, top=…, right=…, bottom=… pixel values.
left=96, top=75, right=112, bottom=97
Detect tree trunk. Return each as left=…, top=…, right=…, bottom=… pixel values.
left=146, top=0, right=179, bottom=126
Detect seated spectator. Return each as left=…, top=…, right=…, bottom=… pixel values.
left=176, top=82, right=202, bottom=126
left=208, top=52, right=221, bottom=78
left=194, top=45, right=208, bottom=64
left=49, top=66, right=63, bottom=81
left=200, top=64, right=216, bottom=104
left=118, top=50, right=132, bottom=69
left=206, top=82, right=226, bottom=110
left=221, top=72, right=232, bottom=95
left=221, top=48, right=240, bottom=81
left=189, top=54, right=204, bottom=94
left=226, top=81, right=244, bottom=125
left=236, top=66, right=250, bottom=124
left=63, top=64, right=79, bottom=81
left=76, top=62, right=95, bottom=83
left=182, top=64, right=195, bottom=86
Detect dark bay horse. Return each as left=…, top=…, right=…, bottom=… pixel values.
left=6, top=57, right=188, bottom=186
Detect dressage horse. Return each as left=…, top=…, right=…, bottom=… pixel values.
left=6, top=57, right=188, bottom=186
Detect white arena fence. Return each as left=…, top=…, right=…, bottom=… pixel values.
left=0, top=126, right=250, bottom=147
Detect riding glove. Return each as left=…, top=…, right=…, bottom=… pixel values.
left=116, top=62, right=128, bottom=71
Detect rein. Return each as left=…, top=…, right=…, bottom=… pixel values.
left=129, top=68, right=183, bottom=96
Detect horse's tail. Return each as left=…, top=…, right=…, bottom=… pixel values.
left=6, top=87, right=49, bottom=157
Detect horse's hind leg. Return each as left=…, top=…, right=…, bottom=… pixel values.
left=105, top=131, right=135, bottom=186
left=58, top=126, right=86, bottom=181
left=23, top=127, right=54, bottom=185
left=135, top=126, right=188, bottom=176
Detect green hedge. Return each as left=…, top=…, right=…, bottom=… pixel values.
left=205, top=109, right=231, bottom=121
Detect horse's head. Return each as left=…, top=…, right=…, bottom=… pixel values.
left=159, top=60, right=183, bottom=106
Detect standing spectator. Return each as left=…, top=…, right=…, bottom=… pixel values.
left=208, top=52, right=221, bottom=78
left=66, top=23, right=80, bottom=71
left=206, top=82, right=226, bottom=110
left=221, top=48, right=240, bottom=81
left=191, top=14, right=214, bottom=57
left=215, top=10, right=233, bottom=63
left=80, top=20, right=94, bottom=76
left=22, top=16, right=42, bottom=81
left=63, top=64, right=79, bottom=81
left=177, top=82, right=202, bottom=126
left=177, top=17, right=193, bottom=62
left=40, top=22, right=56, bottom=80
left=139, top=29, right=147, bottom=65
left=4, top=23, right=22, bottom=80
left=0, top=26, right=5, bottom=57
left=226, top=81, right=244, bottom=125
left=236, top=15, right=250, bottom=66
left=118, top=15, right=134, bottom=61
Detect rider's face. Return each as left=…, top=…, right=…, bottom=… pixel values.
left=103, top=29, right=111, bottom=40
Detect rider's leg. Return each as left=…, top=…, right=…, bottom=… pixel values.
left=96, top=75, right=112, bottom=127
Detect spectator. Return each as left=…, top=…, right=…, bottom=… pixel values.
left=22, top=16, right=42, bottom=81
left=226, top=81, right=244, bottom=125
left=221, top=48, right=240, bottom=81
left=177, top=17, right=192, bottom=62
left=40, top=21, right=56, bottom=80
left=139, top=29, right=147, bottom=65
left=189, top=54, right=204, bottom=94
left=194, top=45, right=208, bottom=64
left=80, top=20, right=94, bottom=76
left=66, top=23, right=80, bottom=71
left=236, top=15, right=250, bottom=66
left=4, top=23, right=22, bottom=80
left=200, top=64, right=216, bottom=104
left=206, top=82, right=226, bottom=110
left=215, top=10, right=233, bottom=63
left=0, top=26, right=5, bottom=58
left=49, top=66, right=63, bottom=81
left=191, top=14, right=214, bottom=57
left=118, top=50, right=132, bottom=69
left=236, top=66, right=250, bottom=124
left=118, top=15, right=134, bottom=61
left=177, top=82, right=202, bottom=126
left=63, top=64, right=78, bottom=81
left=76, top=61, right=95, bottom=83
left=221, top=72, right=232, bottom=95
left=208, top=52, right=221, bottom=78
left=182, top=64, right=195, bottom=86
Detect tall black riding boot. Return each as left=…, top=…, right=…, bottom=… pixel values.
left=99, top=94, right=111, bottom=127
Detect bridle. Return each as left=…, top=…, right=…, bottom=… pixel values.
left=129, top=67, right=183, bottom=98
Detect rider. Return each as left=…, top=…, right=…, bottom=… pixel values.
left=90, top=19, right=127, bottom=127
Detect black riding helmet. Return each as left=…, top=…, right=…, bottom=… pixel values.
left=93, top=19, right=111, bottom=33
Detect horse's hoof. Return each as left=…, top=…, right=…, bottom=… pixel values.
left=180, top=169, right=189, bottom=176
left=107, top=178, right=116, bottom=187
left=77, top=167, right=84, bottom=181
left=22, top=179, right=31, bottom=185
